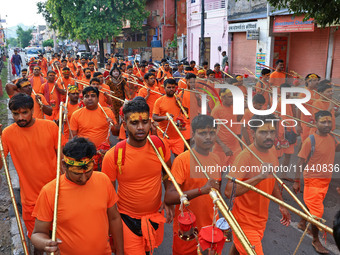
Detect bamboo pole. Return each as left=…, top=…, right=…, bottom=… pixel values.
left=314, top=90, right=340, bottom=107
left=51, top=102, right=64, bottom=255
left=0, top=137, right=29, bottom=255
left=225, top=176, right=333, bottom=234
left=174, top=94, right=189, bottom=119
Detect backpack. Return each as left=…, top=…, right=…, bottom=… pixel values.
left=306, top=134, right=337, bottom=164
left=114, top=135, right=166, bottom=174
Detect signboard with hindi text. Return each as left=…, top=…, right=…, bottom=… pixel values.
left=273, top=15, right=314, bottom=33
left=255, top=53, right=266, bottom=77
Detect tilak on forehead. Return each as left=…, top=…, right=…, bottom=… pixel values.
left=319, top=116, right=332, bottom=122
left=129, top=112, right=149, bottom=121
left=257, top=123, right=276, bottom=132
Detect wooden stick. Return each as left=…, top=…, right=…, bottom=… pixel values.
left=225, top=176, right=333, bottom=234
left=313, top=90, right=340, bottom=107
left=51, top=102, right=64, bottom=255
left=0, top=137, right=29, bottom=255
left=174, top=94, right=189, bottom=119
left=127, top=79, right=163, bottom=95
left=256, top=62, right=296, bottom=77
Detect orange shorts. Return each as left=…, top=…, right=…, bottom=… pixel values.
left=303, top=183, right=330, bottom=218
left=233, top=228, right=265, bottom=255
left=122, top=218, right=164, bottom=255
left=22, top=204, right=35, bottom=239
left=164, top=137, right=184, bottom=155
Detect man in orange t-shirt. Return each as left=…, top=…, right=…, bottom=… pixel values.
left=102, top=99, right=173, bottom=255
left=31, top=137, right=123, bottom=255
left=90, top=75, right=113, bottom=107
left=189, top=60, right=198, bottom=75
left=255, top=68, right=271, bottom=110
left=153, top=78, right=185, bottom=156
left=63, top=85, right=80, bottom=144
left=5, top=78, right=52, bottom=119
left=269, top=59, right=286, bottom=88
left=138, top=72, right=161, bottom=116
left=294, top=110, right=340, bottom=254
left=211, top=88, right=242, bottom=165
left=37, top=54, right=48, bottom=77
left=70, top=86, right=118, bottom=148
left=39, top=70, right=66, bottom=121
left=0, top=94, right=58, bottom=252
left=164, top=115, right=221, bottom=255
left=157, top=61, right=173, bottom=94
left=225, top=114, right=291, bottom=255
left=297, top=73, right=320, bottom=142
left=29, top=66, right=46, bottom=93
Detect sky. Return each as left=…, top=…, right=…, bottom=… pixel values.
left=1, top=0, right=46, bottom=28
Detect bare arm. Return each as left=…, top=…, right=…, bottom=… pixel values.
left=107, top=205, right=124, bottom=255
left=31, top=219, right=61, bottom=254
left=152, top=113, right=168, bottom=122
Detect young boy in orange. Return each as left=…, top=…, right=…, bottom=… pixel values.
left=63, top=85, right=80, bottom=143
left=157, top=61, right=173, bottom=94
left=90, top=76, right=113, bottom=107
left=225, top=114, right=291, bottom=255
left=0, top=94, right=58, bottom=255
left=153, top=78, right=185, bottom=157
left=293, top=110, right=340, bottom=254
left=31, top=137, right=123, bottom=255
left=102, top=99, right=173, bottom=255
left=255, top=68, right=271, bottom=110
left=164, top=115, right=221, bottom=255
left=138, top=72, right=161, bottom=116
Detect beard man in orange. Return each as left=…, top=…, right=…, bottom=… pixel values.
left=102, top=98, right=174, bottom=255
left=0, top=93, right=59, bottom=255
left=225, top=114, right=291, bottom=255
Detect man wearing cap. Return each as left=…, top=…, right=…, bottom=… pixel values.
left=164, top=115, right=221, bottom=255
left=197, top=69, right=206, bottom=79
left=31, top=137, right=124, bottom=255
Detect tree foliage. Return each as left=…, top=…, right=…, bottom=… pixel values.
left=16, top=26, right=33, bottom=48
left=7, top=37, right=18, bottom=47
left=42, top=39, right=54, bottom=47
left=267, top=0, right=340, bottom=27
left=37, top=0, right=149, bottom=41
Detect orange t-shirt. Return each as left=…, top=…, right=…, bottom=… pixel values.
left=98, top=84, right=112, bottom=107
left=31, top=76, right=46, bottom=93
left=269, top=71, right=286, bottom=87
left=31, top=93, right=49, bottom=119
left=153, top=95, right=181, bottom=139
left=138, top=86, right=161, bottom=117
left=70, top=106, right=116, bottom=147
left=63, top=103, right=80, bottom=143
left=102, top=139, right=170, bottom=218
left=298, top=133, right=338, bottom=186
left=241, top=108, right=254, bottom=144
left=39, top=82, right=61, bottom=120
left=2, top=119, right=58, bottom=207
left=32, top=172, right=117, bottom=255
left=157, top=68, right=173, bottom=94
left=178, top=90, right=191, bottom=140
left=230, top=144, right=277, bottom=231
left=255, top=81, right=270, bottom=110
left=211, top=104, right=241, bottom=153
left=178, top=79, right=187, bottom=89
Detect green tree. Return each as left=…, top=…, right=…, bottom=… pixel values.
left=37, top=0, right=149, bottom=65
left=7, top=37, right=18, bottom=47
left=16, top=26, right=33, bottom=48
left=268, top=0, right=340, bottom=27
left=42, top=39, right=54, bottom=47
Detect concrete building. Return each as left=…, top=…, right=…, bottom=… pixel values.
left=187, top=0, right=228, bottom=68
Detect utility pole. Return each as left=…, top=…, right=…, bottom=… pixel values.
left=200, top=0, right=205, bottom=66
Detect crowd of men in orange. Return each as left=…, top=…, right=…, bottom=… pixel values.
left=1, top=52, right=340, bottom=255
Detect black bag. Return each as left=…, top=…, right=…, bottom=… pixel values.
left=284, top=127, right=297, bottom=144
left=120, top=213, right=159, bottom=237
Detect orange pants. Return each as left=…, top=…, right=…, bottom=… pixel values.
left=303, top=181, right=330, bottom=218
left=122, top=218, right=164, bottom=255
left=233, top=228, right=265, bottom=255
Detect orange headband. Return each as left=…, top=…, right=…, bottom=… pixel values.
left=20, top=81, right=31, bottom=88
left=68, top=161, right=94, bottom=174
left=318, top=116, right=332, bottom=122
